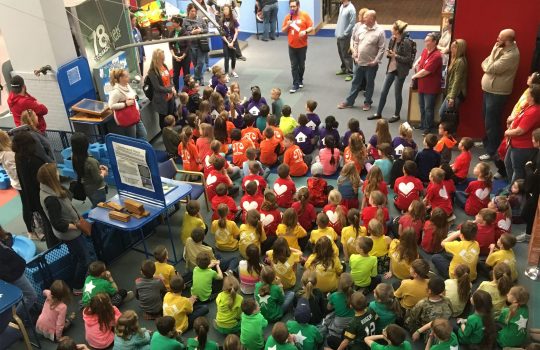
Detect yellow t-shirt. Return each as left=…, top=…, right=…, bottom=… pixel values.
left=310, top=227, right=339, bottom=255
left=388, top=239, right=416, bottom=280
left=183, top=238, right=216, bottom=270
left=276, top=224, right=307, bottom=250
left=181, top=213, right=206, bottom=244
left=369, top=235, right=390, bottom=257
left=154, top=261, right=176, bottom=291
left=239, top=224, right=267, bottom=259
left=444, top=278, right=468, bottom=317
left=266, top=250, right=301, bottom=289
left=444, top=240, right=480, bottom=280
left=394, top=278, right=428, bottom=309
left=485, top=249, right=517, bottom=281
left=341, top=225, right=367, bottom=257
left=304, top=254, right=343, bottom=293
left=477, top=280, right=506, bottom=318
left=215, top=291, right=243, bottom=329
left=163, top=292, right=193, bottom=332
left=211, top=220, right=240, bottom=251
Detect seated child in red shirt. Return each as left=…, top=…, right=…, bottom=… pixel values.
left=260, top=128, right=283, bottom=167
left=231, top=128, right=254, bottom=167
left=451, top=137, right=473, bottom=183
left=207, top=157, right=238, bottom=200
left=322, top=190, right=348, bottom=235
left=361, top=190, right=390, bottom=233
left=362, top=165, right=388, bottom=208
left=397, top=199, right=426, bottom=242
left=434, top=122, right=457, bottom=164
left=204, top=140, right=241, bottom=179
left=240, top=181, right=264, bottom=222
left=291, top=187, right=317, bottom=231
left=273, top=164, right=296, bottom=208
left=259, top=191, right=282, bottom=237
left=211, top=183, right=238, bottom=220
left=424, top=168, right=453, bottom=217
left=489, top=196, right=512, bottom=241
left=455, top=162, right=492, bottom=216
left=394, top=160, right=424, bottom=212
left=242, top=162, right=267, bottom=195
left=474, top=208, right=497, bottom=256
left=420, top=207, right=447, bottom=254
left=307, top=163, right=331, bottom=207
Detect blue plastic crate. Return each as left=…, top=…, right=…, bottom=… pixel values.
left=61, top=147, right=72, bottom=161
left=89, top=143, right=108, bottom=161
left=0, top=173, right=11, bottom=189
left=61, top=167, right=76, bottom=179
left=24, top=257, right=47, bottom=305
left=63, top=158, right=73, bottom=170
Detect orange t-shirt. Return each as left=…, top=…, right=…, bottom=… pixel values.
left=232, top=138, right=254, bottom=166
left=241, top=127, right=263, bottom=148
left=271, top=126, right=285, bottom=143
left=284, top=145, right=308, bottom=177
left=260, top=138, right=282, bottom=166
left=159, top=66, right=173, bottom=101
left=344, top=146, right=363, bottom=173
left=178, top=141, right=201, bottom=172
left=282, top=11, right=313, bottom=49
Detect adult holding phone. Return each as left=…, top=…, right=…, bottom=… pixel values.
left=281, top=0, right=313, bottom=94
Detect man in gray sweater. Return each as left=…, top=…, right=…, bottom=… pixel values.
left=335, top=0, right=356, bottom=81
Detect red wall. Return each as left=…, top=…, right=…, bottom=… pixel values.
left=453, top=0, right=540, bottom=138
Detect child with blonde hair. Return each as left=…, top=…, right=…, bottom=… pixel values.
left=276, top=208, right=307, bottom=250
left=212, top=204, right=240, bottom=251
left=369, top=283, right=401, bottom=333
left=295, top=270, right=326, bottom=324
left=367, top=119, right=392, bottom=160
left=341, top=208, right=367, bottom=262
left=424, top=167, right=453, bottom=216
left=113, top=310, right=151, bottom=349
left=322, top=189, right=348, bottom=235
left=350, top=236, right=380, bottom=291
left=343, top=132, right=367, bottom=173
left=239, top=209, right=267, bottom=258
left=215, top=276, right=243, bottom=334
left=477, top=262, right=513, bottom=317
left=391, top=122, right=417, bottom=157
left=489, top=196, right=513, bottom=239
left=444, top=264, right=471, bottom=317
left=367, top=219, right=392, bottom=275
left=337, top=162, right=362, bottom=210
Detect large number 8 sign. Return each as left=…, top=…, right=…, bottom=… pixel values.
left=93, top=24, right=110, bottom=55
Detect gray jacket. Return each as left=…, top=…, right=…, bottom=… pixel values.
left=386, top=36, right=413, bottom=79
left=40, top=184, right=81, bottom=241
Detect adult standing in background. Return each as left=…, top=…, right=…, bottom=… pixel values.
left=258, top=0, right=278, bottom=41
left=372, top=20, right=413, bottom=123
left=349, top=7, right=368, bottom=91
left=338, top=10, right=385, bottom=112
left=334, top=0, right=356, bottom=82
left=169, top=16, right=190, bottom=91
left=281, top=0, right=313, bottom=94
left=7, top=75, right=48, bottom=133
left=517, top=127, right=540, bottom=243
left=183, top=3, right=209, bottom=85
left=479, top=29, right=520, bottom=161
left=146, top=50, right=175, bottom=130
left=411, top=32, right=443, bottom=134
left=108, top=69, right=141, bottom=137
left=437, top=17, right=452, bottom=65
left=220, top=4, right=240, bottom=78
left=130, top=14, right=146, bottom=75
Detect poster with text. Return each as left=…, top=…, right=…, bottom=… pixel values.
left=112, top=141, right=154, bottom=192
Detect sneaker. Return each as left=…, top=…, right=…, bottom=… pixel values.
left=72, top=288, right=83, bottom=296
left=238, top=56, right=247, bottom=61
left=231, top=71, right=239, bottom=78
left=474, top=141, right=484, bottom=148
left=261, top=38, right=268, bottom=42
left=479, top=153, right=492, bottom=161
left=367, top=114, right=381, bottom=121
left=388, top=115, right=401, bottom=123
left=362, top=103, right=371, bottom=111
left=123, top=291, right=135, bottom=303
left=289, top=86, right=298, bottom=93
left=225, top=74, right=230, bottom=83
left=336, top=70, right=346, bottom=75
left=299, top=84, right=304, bottom=88
left=344, top=75, right=352, bottom=81
left=516, top=233, right=530, bottom=243
left=337, top=102, right=352, bottom=109
left=269, top=36, right=276, bottom=41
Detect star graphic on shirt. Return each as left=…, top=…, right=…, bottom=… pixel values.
left=449, top=346, right=458, bottom=350
left=258, top=294, right=271, bottom=306
left=294, top=331, right=307, bottom=345
left=515, top=314, right=528, bottom=331
left=84, top=281, right=96, bottom=294
left=268, top=346, right=277, bottom=350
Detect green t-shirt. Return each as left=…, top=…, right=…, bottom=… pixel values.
left=264, top=336, right=297, bottom=350
left=241, top=312, right=268, bottom=350
left=431, top=332, right=458, bottom=350
left=82, top=275, right=117, bottom=305
left=370, top=341, right=412, bottom=350
left=457, top=313, right=484, bottom=345
left=329, top=291, right=355, bottom=317
left=349, top=254, right=377, bottom=287
left=191, top=267, right=218, bottom=302
left=254, top=282, right=284, bottom=322
left=497, top=305, right=529, bottom=347
left=286, top=320, right=322, bottom=350
left=369, top=301, right=396, bottom=334
left=150, top=332, right=184, bottom=350
left=344, top=310, right=377, bottom=350
left=186, top=338, right=219, bottom=350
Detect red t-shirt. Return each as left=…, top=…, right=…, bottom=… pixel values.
left=240, top=194, right=264, bottom=222
left=425, top=182, right=453, bottom=215
left=420, top=220, right=444, bottom=253
left=476, top=223, right=496, bottom=256
left=242, top=174, right=267, bottom=195
left=273, top=177, right=296, bottom=208
left=196, top=137, right=212, bottom=163
left=495, top=211, right=511, bottom=241
left=394, top=175, right=424, bottom=211
left=291, top=201, right=317, bottom=231
left=203, top=153, right=230, bottom=176
left=260, top=137, right=282, bottom=166
left=211, top=195, right=237, bottom=220
left=284, top=145, right=308, bottom=177
left=232, top=139, right=254, bottom=167
left=361, top=206, right=389, bottom=230
left=308, top=177, right=328, bottom=207
left=206, top=170, right=230, bottom=201
left=417, top=48, right=443, bottom=94
left=241, top=127, right=263, bottom=147
left=260, top=208, right=282, bottom=236
left=178, top=141, right=201, bottom=172
left=464, top=180, right=491, bottom=216
left=398, top=213, right=424, bottom=242
left=323, top=204, right=348, bottom=235
left=452, top=151, right=471, bottom=179
left=509, top=105, right=540, bottom=148
left=362, top=180, right=389, bottom=204
left=442, top=179, right=456, bottom=197
left=282, top=11, right=313, bottom=49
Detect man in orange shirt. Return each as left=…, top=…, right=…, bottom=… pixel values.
left=281, top=0, right=313, bottom=93
left=283, top=134, right=310, bottom=176
left=260, top=128, right=283, bottom=166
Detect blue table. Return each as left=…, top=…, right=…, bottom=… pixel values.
left=88, top=178, right=192, bottom=264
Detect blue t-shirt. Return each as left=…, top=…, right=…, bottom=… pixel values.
left=373, top=158, right=393, bottom=184
left=294, top=125, right=316, bottom=154
left=415, top=148, right=441, bottom=182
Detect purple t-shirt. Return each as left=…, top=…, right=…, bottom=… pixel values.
left=305, top=112, right=321, bottom=133
left=215, top=82, right=228, bottom=98
left=342, top=129, right=366, bottom=148
left=293, top=125, right=316, bottom=154
left=210, top=75, right=219, bottom=89
left=244, top=97, right=268, bottom=117
left=391, top=136, right=417, bottom=156
left=319, top=128, right=340, bottom=148
left=221, top=19, right=239, bottom=42
left=231, top=104, right=245, bottom=129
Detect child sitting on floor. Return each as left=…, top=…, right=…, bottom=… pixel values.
left=36, top=280, right=75, bottom=341
left=283, top=133, right=309, bottom=177
left=260, top=128, right=283, bottom=167
left=135, top=260, right=166, bottom=319
left=211, top=183, right=239, bottom=221
left=455, top=162, right=493, bottom=216
left=424, top=167, right=453, bottom=217
left=191, top=252, right=224, bottom=302
left=393, top=160, right=424, bottom=212
left=239, top=209, right=267, bottom=258
left=394, top=258, right=430, bottom=310
left=240, top=181, right=264, bottom=222
left=373, top=143, right=394, bottom=184
left=83, top=293, right=121, bottom=349
left=240, top=299, right=268, bottom=350
left=273, top=164, right=296, bottom=208
left=242, top=162, right=267, bottom=195
left=259, top=191, right=282, bottom=237
left=291, top=187, right=317, bottom=232
left=150, top=316, right=183, bottom=349
left=337, top=163, right=362, bottom=210
left=276, top=208, right=308, bottom=250
left=215, top=276, right=243, bottom=334
left=212, top=204, right=240, bottom=252
left=474, top=208, right=497, bottom=256
left=323, top=190, right=348, bottom=235
left=341, top=208, right=367, bottom=262
left=451, top=136, right=473, bottom=183
left=113, top=310, right=151, bottom=349
left=307, top=163, right=331, bottom=207
left=82, top=261, right=133, bottom=307
left=164, top=275, right=209, bottom=333
left=184, top=228, right=216, bottom=271
left=486, top=233, right=517, bottom=281
left=434, top=122, right=457, bottom=164
left=350, top=237, right=380, bottom=292
left=181, top=200, right=206, bottom=244
left=316, top=135, right=341, bottom=176
left=416, top=134, right=441, bottom=183
left=154, top=245, right=177, bottom=291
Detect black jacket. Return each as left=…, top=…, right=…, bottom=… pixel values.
left=0, top=242, right=26, bottom=282
left=524, top=149, right=540, bottom=197
left=16, top=154, right=47, bottom=212
left=386, top=36, right=413, bottom=79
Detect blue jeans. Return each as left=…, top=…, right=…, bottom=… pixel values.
left=431, top=252, right=452, bottom=279
left=376, top=71, right=406, bottom=117
left=135, top=120, right=148, bottom=140
left=187, top=304, right=209, bottom=330
left=439, top=96, right=462, bottom=121
left=289, top=46, right=307, bottom=88
left=11, top=275, right=38, bottom=319
left=87, top=187, right=107, bottom=209
left=282, top=291, right=295, bottom=313
left=455, top=191, right=467, bottom=210
left=418, top=92, right=437, bottom=130
left=483, top=92, right=509, bottom=156
left=65, top=234, right=91, bottom=289
left=505, top=146, right=536, bottom=184
left=262, top=3, right=278, bottom=40
left=190, top=46, right=206, bottom=83
left=345, top=64, right=378, bottom=106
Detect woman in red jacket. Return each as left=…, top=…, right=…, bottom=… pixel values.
left=7, top=75, right=48, bottom=133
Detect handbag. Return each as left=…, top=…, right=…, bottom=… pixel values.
left=69, top=178, right=86, bottom=201
left=77, top=217, right=92, bottom=236
left=114, top=104, right=141, bottom=127
left=31, top=212, right=46, bottom=236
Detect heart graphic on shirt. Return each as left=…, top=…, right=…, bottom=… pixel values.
left=439, top=186, right=448, bottom=199
left=207, top=174, right=217, bottom=185
left=475, top=188, right=490, bottom=200
left=260, top=214, right=275, bottom=226
left=498, top=218, right=511, bottom=231
left=205, top=155, right=211, bottom=167
left=326, top=210, right=338, bottom=224
left=398, top=182, right=415, bottom=196
left=274, top=183, right=287, bottom=196
left=243, top=201, right=259, bottom=211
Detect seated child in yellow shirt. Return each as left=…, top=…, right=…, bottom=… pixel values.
left=394, top=259, right=430, bottom=310
left=163, top=275, right=209, bottom=333
left=367, top=219, right=392, bottom=275
left=211, top=204, right=240, bottom=251
left=486, top=233, right=517, bottom=281
left=153, top=245, right=177, bottom=291
left=181, top=200, right=206, bottom=244
left=184, top=228, right=216, bottom=271
left=310, top=212, right=339, bottom=255
left=276, top=208, right=307, bottom=250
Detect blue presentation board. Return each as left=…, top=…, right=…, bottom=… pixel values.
left=57, top=57, right=97, bottom=120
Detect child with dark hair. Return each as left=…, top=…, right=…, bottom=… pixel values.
left=230, top=128, right=254, bottom=167
left=420, top=207, right=447, bottom=254
left=389, top=146, right=415, bottom=188
left=83, top=294, right=121, bottom=349
left=273, top=164, right=296, bottom=208
left=82, top=261, right=133, bottom=307
left=267, top=115, right=285, bottom=143
left=240, top=181, right=264, bottom=222
left=368, top=119, right=392, bottom=160
left=181, top=200, right=206, bottom=244
left=474, top=208, right=497, bottom=256
left=266, top=237, right=302, bottom=290
left=416, top=134, right=441, bottom=182
left=260, top=128, right=283, bottom=166
left=264, top=322, right=297, bottom=350
left=333, top=292, right=376, bottom=350
left=211, top=183, right=239, bottom=220
left=164, top=275, right=209, bottom=333
left=457, top=290, right=496, bottom=348
left=244, top=86, right=268, bottom=117
left=394, top=259, right=430, bottom=309
left=151, top=316, right=183, bottom=349
left=278, top=105, right=298, bottom=135
left=451, top=136, right=473, bottom=183
left=305, top=99, right=321, bottom=133
left=393, top=161, right=423, bottom=214
left=316, top=135, right=341, bottom=176
left=256, top=104, right=270, bottom=133
left=319, top=116, right=340, bottom=148
left=486, top=233, right=517, bottom=281
left=283, top=134, right=310, bottom=177
left=260, top=191, right=282, bottom=237
left=455, top=162, right=493, bottom=216
left=364, top=324, right=411, bottom=350
left=240, top=299, right=268, bottom=349
left=212, top=203, right=240, bottom=251
left=286, top=296, right=323, bottom=350
left=35, top=280, right=74, bottom=341
left=162, top=115, right=181, bottom=157
left=342, top=118, right=365, bottom=149
left=191, top=251, right=224, bottom=302
left=241, top=114, right=263, bottom=147
left=373, top=143, right=394, bottom=183
left=350, top=237, right=379, bottom=292
left=153, top=245, right=177, bottom=291
left=255, top=266, right=294, bottom=322
left=434, top=122, right=457, bottom=164
left=184, top=228, right=216, bottom=270
left=293, top=114, right=318, bottom=155
left=207, top=157, right=238, bottom=201
left=188, top=317, right=220, bottom=348
left=135, top=260, right=166, bottom=319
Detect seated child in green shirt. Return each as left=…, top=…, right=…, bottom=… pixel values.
left=286, top=299, right=323, bottom=350
left=240, top=299, right=268, bottom=350
left=150, top=316, right=184, bottom=350
left=187, top=317, right=219, bottom=350
left=82, top=261, right=133, bottom=307
left=191, top=252, right=223, bottom=302
left=497, top=285, right=530, bottom=348
left=264, top=322, right=297, bottom=350
left=417, top=318, right=459, bottom=350
left=335, top=292, right=377, bottom=350
left=364, top=324, right=412, bottom=350
left=457, top=290, right=496, bottom=348
left=369, top=283, right=400, bottom=334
